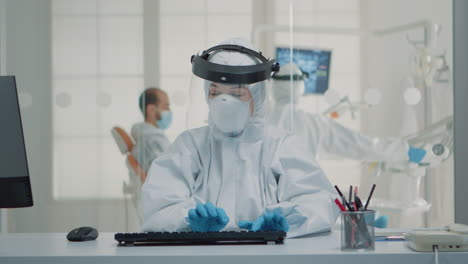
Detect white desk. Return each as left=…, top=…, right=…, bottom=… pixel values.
left=0, top=231, right=467, bottom=264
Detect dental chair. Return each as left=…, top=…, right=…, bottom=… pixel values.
left=110, top=126, right=145, bottom=226
left=111, top=126, right=147, bottom=183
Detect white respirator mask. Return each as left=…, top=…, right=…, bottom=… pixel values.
left=208, top=94, right=251, bottom=136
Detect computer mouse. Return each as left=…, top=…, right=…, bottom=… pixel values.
left=67, top=226, right=99, bottom=241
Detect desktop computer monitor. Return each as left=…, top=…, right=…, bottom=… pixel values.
left=275, top=47, right=332, bottom=94
left=0, top=76, right=33, bottom=208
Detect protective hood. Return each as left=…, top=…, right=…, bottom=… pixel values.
left=202, top=38, right=268, bottom=120
left=195, top=38, right=272, bottom=140
left=271, top=62, right=305, bottom=105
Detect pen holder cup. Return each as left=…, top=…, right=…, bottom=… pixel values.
left=341, top=210, right=375, bottom=251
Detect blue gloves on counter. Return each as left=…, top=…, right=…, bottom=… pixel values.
left=408, top=146, right=427, bottom=163
left=238, top=208, right=289, bottom=232
left=187, top=202, right=229, bottom=232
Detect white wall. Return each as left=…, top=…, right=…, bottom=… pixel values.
left=2, top=0, right=131, bottom=233
left=2, top=0, right=255, bottom=233
left=159, top=0, right=253, bottom=142
left=361, top=0, right=454, bottom=227
left=51, top=0, right=144, bottom=200
left=3, top=0, right=54, bottom=232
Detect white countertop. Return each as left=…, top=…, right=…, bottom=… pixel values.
left=1, top=231, right=467, bottom=264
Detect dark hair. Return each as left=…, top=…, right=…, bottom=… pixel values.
left=138, top=87, right=162, bottom=117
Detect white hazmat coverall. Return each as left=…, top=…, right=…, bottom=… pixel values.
left=141, top=39, right=340, bottom=238
left=270, top=63, right=410, bottom=162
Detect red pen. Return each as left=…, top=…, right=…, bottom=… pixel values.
left=334, top=198, right=346, bottom=212
left=334, top=185, right=353, bottom=211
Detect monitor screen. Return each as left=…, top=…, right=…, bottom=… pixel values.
left=275, top=47, right=332, bottom=94
left=0, top=76, right=33, bottom=208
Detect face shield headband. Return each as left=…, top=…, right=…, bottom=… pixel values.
left=191, top=44, right=280, bottom=84
left=271, top=70, right=309, bottom=81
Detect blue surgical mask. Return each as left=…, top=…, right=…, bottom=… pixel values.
left=157, top=110, right=172, bottom=130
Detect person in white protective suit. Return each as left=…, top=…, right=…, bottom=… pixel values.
left=141, top=38, right=340, bottom=238
left=269, top=62, right=427, bottom=164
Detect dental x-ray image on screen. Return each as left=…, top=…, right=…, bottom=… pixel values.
left=276, top=47, right=332, bottom=94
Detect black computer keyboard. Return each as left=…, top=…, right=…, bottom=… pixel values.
left=115, top=231, right=287, bottom=246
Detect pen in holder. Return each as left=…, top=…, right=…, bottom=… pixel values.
left=341, top=210, right=375, bottom=251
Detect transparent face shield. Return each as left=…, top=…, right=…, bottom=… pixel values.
left=187, top=43, right=278, bottom=139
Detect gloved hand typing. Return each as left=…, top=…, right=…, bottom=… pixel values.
left=187, top=202, right=229, bottom=232
left=408, top=146, right=427, bottom=163
left=238, top=208, right=289, bottom=232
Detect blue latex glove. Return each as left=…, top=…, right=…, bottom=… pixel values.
left=374, top=215, right=389, bottom=228
left=408, top=146, right=427, bottom=163
left=187, top=202, right=229, bottom=232
left=238, top=208, right=289, bottom=232
left=364, top=212, right=388, bottom=228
